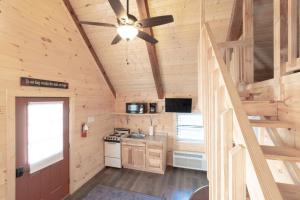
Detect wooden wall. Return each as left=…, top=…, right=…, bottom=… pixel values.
left=0, top=0, right=115, bottom=199
left=114, top=91, right=205, bottom=165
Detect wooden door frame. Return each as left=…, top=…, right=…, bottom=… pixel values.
left=4, top=89, right=75, bottom=200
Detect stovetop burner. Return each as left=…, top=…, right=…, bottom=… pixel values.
left=103, top=128, right=130, bottom=143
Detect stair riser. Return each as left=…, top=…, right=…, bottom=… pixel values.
left=243, top=101, right=278, bottom=117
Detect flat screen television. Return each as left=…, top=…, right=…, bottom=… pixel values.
left=165, top=98, right=192, bottom=113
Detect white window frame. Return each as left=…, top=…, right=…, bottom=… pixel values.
left=176, top=113, right=204, bottom=144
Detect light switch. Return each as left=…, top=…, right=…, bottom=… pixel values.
left=87, top=116, right=95, bottom=123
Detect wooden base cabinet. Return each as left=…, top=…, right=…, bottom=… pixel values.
left=146, top=145, right=164, bottom=173
left=122, top=142, right=146, bottom=170
left=132, top=146, right=146, bottom=169
left=122, top=140, right=167, bottom=174
left=121, top=144, right=134, bottom=168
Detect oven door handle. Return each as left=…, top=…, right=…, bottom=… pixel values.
left=106, top=142, right=120, bottom=144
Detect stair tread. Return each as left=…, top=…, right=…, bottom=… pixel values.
left=242, top=100, right=276, bottom=103
left=261, top=145, right=300, bottom=162
left=277, top=183, right=300, bottom=200
left=249, top=119, right=295, bottom=128
left=242, top=100, right=278, bottom=117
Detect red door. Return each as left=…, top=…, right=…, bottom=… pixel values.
left=16, top=97, right=69, bottom=200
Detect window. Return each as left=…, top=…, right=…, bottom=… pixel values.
left=176, top=113, right=204, bottom=143
left=27, top=102, right=64, bottom=173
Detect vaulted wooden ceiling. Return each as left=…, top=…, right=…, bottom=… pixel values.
left=66, top=0, right=234, bottom=98
left=67, top=0, right=200, bottom=98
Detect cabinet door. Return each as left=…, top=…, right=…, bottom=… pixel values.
left=133, top=146, right=146, bottom=169
left=122, top=145, right=133, bottom=167
left=146, top=149, right=163, bottom=171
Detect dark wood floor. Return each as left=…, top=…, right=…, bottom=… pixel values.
left=67, top=166, right=208, bottom=200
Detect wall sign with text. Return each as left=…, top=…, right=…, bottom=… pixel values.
left=20, top=77, right=69, bottom=89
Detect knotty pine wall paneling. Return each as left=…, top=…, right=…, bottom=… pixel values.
left=0, top=0, right=115, bottom=199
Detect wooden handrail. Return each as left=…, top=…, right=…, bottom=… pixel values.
left=203, top=23, right=283, bottom=200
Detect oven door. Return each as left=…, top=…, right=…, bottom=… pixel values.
left=104, top=142, right=121, bottom=158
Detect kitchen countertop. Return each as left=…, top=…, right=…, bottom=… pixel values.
left=121, top=133, right=167, bottom=144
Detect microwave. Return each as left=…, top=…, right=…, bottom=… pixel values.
left=126, top=103, right=147, bottom=114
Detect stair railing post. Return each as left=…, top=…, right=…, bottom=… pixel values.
left=229, top=145, right=246, bottom=200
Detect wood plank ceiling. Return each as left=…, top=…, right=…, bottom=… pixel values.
left=205, top=0, right=234, bottom=42
left=68, top=0, right=200, bottom=97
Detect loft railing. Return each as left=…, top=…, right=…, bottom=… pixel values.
left=217, top=0, right=254, bottom=93
left=199, top=23, right=283, bottom=200
left=219, top=39, right=253, bottom=92
left=284, top=0, right=300, bottom=73
left=273, top=0, right=300, bottom=100
left=220, top=0, right=300, bottom=100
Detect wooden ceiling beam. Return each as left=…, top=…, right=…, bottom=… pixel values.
left=62, top=0, right=116, bottom=98
left=136, top=0, right=164, bottom=99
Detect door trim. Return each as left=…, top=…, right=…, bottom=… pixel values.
left=5, top=89, right=75, bottom=200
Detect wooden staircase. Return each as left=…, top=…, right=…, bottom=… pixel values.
left=200, top=15, right=300, bottom=199
left=241, top=99, right=300, bottom=199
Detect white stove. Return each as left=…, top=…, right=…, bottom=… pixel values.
left=104, top=128, right=129, bottom=168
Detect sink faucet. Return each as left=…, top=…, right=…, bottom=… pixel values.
left=138, top=129, right=144, bottom=135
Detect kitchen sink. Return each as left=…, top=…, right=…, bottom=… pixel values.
left=127, top=133, right=145, bottom=139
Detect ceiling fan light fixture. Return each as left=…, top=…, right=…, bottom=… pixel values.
left=117, top=25, right=138, bottom=40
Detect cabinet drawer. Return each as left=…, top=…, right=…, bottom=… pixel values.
left=147, top=158, right=162, bottom=170
left=105, top=157, right=121, bottom=168
left=122, top=141, right=146, bottom=147
left=147, top=143, right=163, bottom=150
left=147, top=149, right=162, bottom=159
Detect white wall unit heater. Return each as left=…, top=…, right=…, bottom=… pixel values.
left=173, top=151, right=207, bottom=171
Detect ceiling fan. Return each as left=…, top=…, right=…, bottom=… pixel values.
left=79, top=0, right=174, bottom=45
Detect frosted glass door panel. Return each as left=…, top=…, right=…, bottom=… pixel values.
left=27, top=102, right=64, bottom=173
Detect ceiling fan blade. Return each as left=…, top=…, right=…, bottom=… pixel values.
left=137, top=15, right=174, bottom=28
left=108, top=0, right=127, bottom=19
left=79, top=21, right=116, bottom=27
left=111, top=34, right=122, bottom=45
left=137, top=31, right=158, bottom=44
